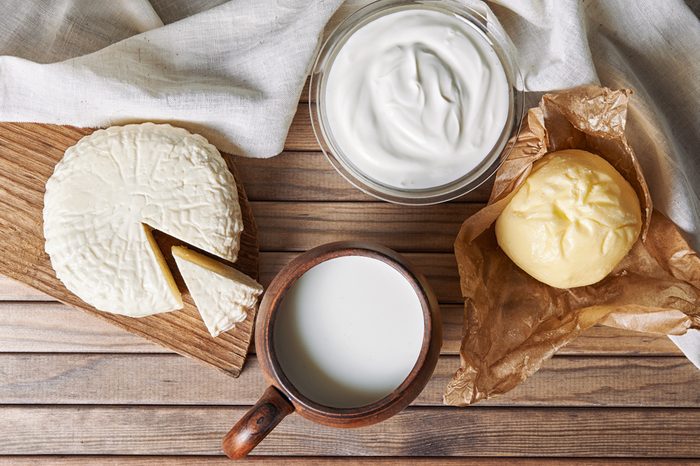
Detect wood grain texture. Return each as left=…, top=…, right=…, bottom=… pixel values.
left=286, top=104, right=318, bottom=151
left=0, top=251, right=464, bottom=302
left=252, top=202, right=479, bottom=252
left=0, top=301, right=682, bottom=356
left=0, top=275, right=50, bottom=300
left=1, top=457, right=693, bottom=465
left=288, top=251, right=460, bottom=301
left=1, top=406, right=698, bottom=456
left=0, top=302, right=162, bottom=353
left=0, top=200, right=478, bottom=300
left=3, top=241, right=699, bottom=315
left=222, top=386, right=295, bottom=459
left=0, top=122, right=260, bottom=377
left=0, top=354, right=696, bottom=407
left=15, top=192, right=677, bottom=272
left=235, top=151, right=376, bottom=202
left=233, top=151, right=493, bottom=202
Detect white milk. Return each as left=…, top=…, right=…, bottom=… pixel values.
left=273, top=256, right=425, bottom=408
left=324, top=8, right=510, bottom=189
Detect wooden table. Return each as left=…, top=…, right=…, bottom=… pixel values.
left=0, top=95, right=699, bottom=464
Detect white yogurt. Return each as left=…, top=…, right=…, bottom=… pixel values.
left=324, top=8, right=510, bottom=189
left=273, top=256, right=425, bottom=408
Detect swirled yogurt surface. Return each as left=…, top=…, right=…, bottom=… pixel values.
left=324, top=8, right=510, bottom=189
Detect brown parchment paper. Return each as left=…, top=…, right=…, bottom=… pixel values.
left=444, top=85, right=700, bottom=406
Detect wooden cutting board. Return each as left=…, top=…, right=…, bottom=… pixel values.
left=0, top=123, right=259, bottom=377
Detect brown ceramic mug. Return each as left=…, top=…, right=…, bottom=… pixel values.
left=222, top=241, right=442, bottom=459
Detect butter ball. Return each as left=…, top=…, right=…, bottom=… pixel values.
left=495, top=149, right=642, bottom=288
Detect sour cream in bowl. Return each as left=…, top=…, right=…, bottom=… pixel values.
left=310, top=0, right=523, bottom=204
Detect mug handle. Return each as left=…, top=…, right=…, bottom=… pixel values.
left=222, top=385, right=295, bottom=459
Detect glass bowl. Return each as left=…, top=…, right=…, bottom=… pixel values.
left=309, top=0, right=524, bottom=205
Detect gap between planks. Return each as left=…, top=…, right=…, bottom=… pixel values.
left=0, top=252, right=465, bottom=302
left=0, top=353, right=697, bottom=408
left=0, top=406, right=698, bottom=456
left=0, top=300, right=682, bottom=356
left=0, top=457, right=695, bottom=465
left=250, top=202, right=481, bottom=253
left=232, top=151, right=493, bottom=202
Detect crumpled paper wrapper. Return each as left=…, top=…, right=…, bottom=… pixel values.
left=444, top=85, right=700, bottom=406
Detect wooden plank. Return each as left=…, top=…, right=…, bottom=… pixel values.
left=300, top=77, right=310, bottom=103
left=252, top=202, right=480, bottom=252
left=0, top=199, right=480, bottom=300
left=290, top=104, right=517, bottom=158
left=0, top=252, right=463, bottom=303
left=0, top=302, right=161, bottom=353
left=0, top=276, right=69, bottom=301
left=259, top=252, right=462, bottom=303
left=286, top=104, right=318, bottom=151
left=1, top=406, right=698, bottom=456
left=0, top=275, right=50, bottom=301
left=0, top=457, right=692, bottom=465
left=0, top=121, right=495, bottom=210
left=0, top=301, right=682, bottom=356
left=0, top=122, right=261, bottom=377
left=233, top=151, right=493, bottom=202
left=234, top=151, right=375, bottom=202
left=559, top=325, right=681, bottom=356
left=0, top=354, right=696, bottom=407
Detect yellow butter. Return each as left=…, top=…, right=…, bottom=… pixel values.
left=495, top=149, right=642, bottom=288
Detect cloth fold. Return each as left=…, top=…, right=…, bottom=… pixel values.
left=0, top=0, right=343, bottom=156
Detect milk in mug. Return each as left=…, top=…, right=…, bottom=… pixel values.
left=273, top=256, right=425, bottom=408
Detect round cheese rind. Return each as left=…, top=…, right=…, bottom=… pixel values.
left=495, top=149, right=642, bottom=289
left=43, top=123, right=243, bottom=316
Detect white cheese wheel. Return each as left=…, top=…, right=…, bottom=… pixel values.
left=44, top=124, right=243, bottom=317
left=495, top=149, right=642, bottom=289
left=172, top=246, right=262, bottom=337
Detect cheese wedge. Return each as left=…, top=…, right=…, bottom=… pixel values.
left=172, top=246, right=263, bottom=337
left=43, top=124, right=243, bottom=317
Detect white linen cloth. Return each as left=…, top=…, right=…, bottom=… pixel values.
left=0, top=0, right=698, bottom=365
left=0, top=0, right=343, bottom=156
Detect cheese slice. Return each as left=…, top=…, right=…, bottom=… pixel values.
left=43, top=123, right=243, bottom=317
left=172, top=246, right=263, bottom=337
